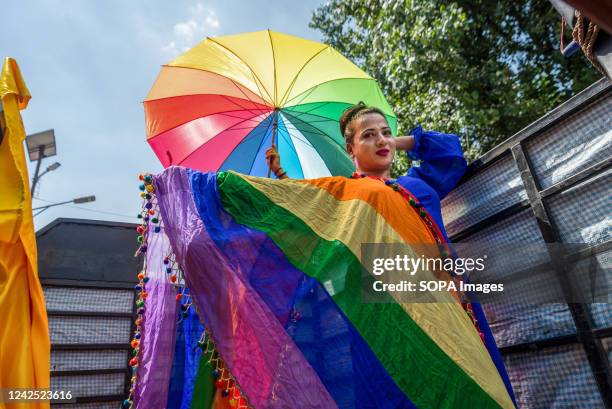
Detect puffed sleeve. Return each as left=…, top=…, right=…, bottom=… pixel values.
left=406, top=125, right=467, bottom=199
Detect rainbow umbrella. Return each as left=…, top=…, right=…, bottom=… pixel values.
left=144, top=29, right=397, bottom=178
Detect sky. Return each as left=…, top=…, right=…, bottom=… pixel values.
left=1, top=0, right=324, bottom=230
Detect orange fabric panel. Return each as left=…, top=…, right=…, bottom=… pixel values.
left=300, top=176, right=438, bottom=245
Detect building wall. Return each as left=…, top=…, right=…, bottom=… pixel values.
left=37, top=219, right=140, bottom=408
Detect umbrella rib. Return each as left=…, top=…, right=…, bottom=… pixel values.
left=145, top=93, right=270, bottom=119
left=226, top=77, right=274, bottom=113
left=147, top=108, right=269, bottom=143
left=282, top=110, right=346, bottom=149
left=215, top=112, right=278, bottom=173
left=283, top=77, right=380, bottom=108
left=280, top=116, right=330, bottom=139
left=155, top=64, right=271, bottom=108
left=278, top=45, right=329, bottom=107
left=208, top=37, right=275, bottom=106
left=283, top=113, right=337, bottom=178
left=268, top=29, right=277, bottom=105
left=277, top=112, right=319, bottom=147
left=246, top=114, right=276, bottom=174
left=284, top=100, right=396, bottom=128
left=219, top=94, right=272, bottom=119
left=276, top=116, right=308, bottom=179
left=285, top=101, right=334, bottom=118
left=284, top=107, right=397, bottom=145
left=282, top=112, right=349, bottom=175
left=177, top=111, right=271, bottom=168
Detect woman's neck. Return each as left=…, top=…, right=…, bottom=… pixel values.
left=355, top=168, right=392, bottom=179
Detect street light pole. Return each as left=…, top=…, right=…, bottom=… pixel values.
left=32, top=195, right=96, bottom=217
left=30, top=145, right=45, bottom=198
left=26, top=129, right=57, bottom=197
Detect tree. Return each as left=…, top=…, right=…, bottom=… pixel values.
left=311, top=0, right=602, bottom=167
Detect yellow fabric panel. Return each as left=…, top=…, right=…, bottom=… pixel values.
left=211, top=30, right=276, bottom=104
left=280, top=47, right=372, bottom=106
left=0, top=58, right=50, bottom=409
left=168, top=38, right=273, bottom=105
left=0, top=58, right=30, bottom=110
left=0, top=58, right=30, bottom=243
left=238, top=173, right=514, bottom=409
left=268, top=31, right=328, bottom=106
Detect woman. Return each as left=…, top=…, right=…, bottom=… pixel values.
left=265, top=102, right=516, bottom=406
left=145, top=102, right=516, bottom=408
left=265, top=102, right=467, bottom=242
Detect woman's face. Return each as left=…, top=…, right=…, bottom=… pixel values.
left=346, top=113, right=395, bottom=174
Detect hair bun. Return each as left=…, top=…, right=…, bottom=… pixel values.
left=339, top=102, right=385, bottom=143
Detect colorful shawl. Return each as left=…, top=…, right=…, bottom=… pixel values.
left=130, top=166, right=515, bottom=409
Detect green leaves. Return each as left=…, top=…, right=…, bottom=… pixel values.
left=311, top=0, right=602, bottom=165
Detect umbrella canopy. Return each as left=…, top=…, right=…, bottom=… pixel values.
left=145, top=29, right=397, bottom=178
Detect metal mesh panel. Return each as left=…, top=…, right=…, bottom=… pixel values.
left=51, top=349, right=128, bottom=371
left=461, top=210, right=576, bottom=344
left=43, top=286, right=134, bottom=313
left=49, top=316, right=132, bottom=345
left=525, top=93, right=612, bottom=189
left=457, top=205, right=542, bottom=244
left=460, top=208, right=546, bottom=275
left=485, top=303, right=576, bottom=347
left=570, top=246, right=612, bottom=329
left=503, top=343, right=604, bottom=409
left=51, top=373, right=124, bottom=398
left=569, top=247, right=612, bottom=300
left=442, top=154, right=527, bottom=238
left=589, top=303, right=612, bottom=329
left=546, top=168, right=612, bottom=244
left=51, top=403, right=122, bottom=409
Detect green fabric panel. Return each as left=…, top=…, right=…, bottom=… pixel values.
left=216, top=171, right=501, bottom=409
left=284, top=102, right=398, bottom=137
left=283, top=78, right=396, bottom=118
left=190, top=354, right=215, bottom=409
left=281, top=110, right=354, bottom=177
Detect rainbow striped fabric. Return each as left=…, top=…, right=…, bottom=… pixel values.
left=142, top=166, right=515, bottom=409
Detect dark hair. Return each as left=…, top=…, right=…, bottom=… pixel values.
left=339, top=102, right=387, bottom=145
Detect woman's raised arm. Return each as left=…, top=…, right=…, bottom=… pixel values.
left=403, top=125, right=467, bottom=199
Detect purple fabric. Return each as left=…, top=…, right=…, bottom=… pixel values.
left=189, top=171, right=416, bottom=408
left=154, top=166, right=337, bottom=409
left=134, top=225, right=179, bottom=409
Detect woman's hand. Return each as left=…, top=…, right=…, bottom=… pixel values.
left=394, top=135, right=415, bottom=151
left=265, top=144, right=281, bottom=173
left=265, top=144, right=288, bottom=179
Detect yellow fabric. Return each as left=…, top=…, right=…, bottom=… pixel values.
left=238, top=173, right=515, bottom=409
left=0, top=57, right=50, bottom=409
left=167, top=30, right=372, bottom=108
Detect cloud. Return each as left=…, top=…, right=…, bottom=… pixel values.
left=163, top=3, right=220, bottom=55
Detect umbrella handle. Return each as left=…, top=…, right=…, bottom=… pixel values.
left=267, top=110, right=279, bottom=178
left=267, top=155, right=273, bottom=178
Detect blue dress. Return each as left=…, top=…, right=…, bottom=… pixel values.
left=396, top=125, right=467, bottom=240
left=398, top=125, right=517, bottom=406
